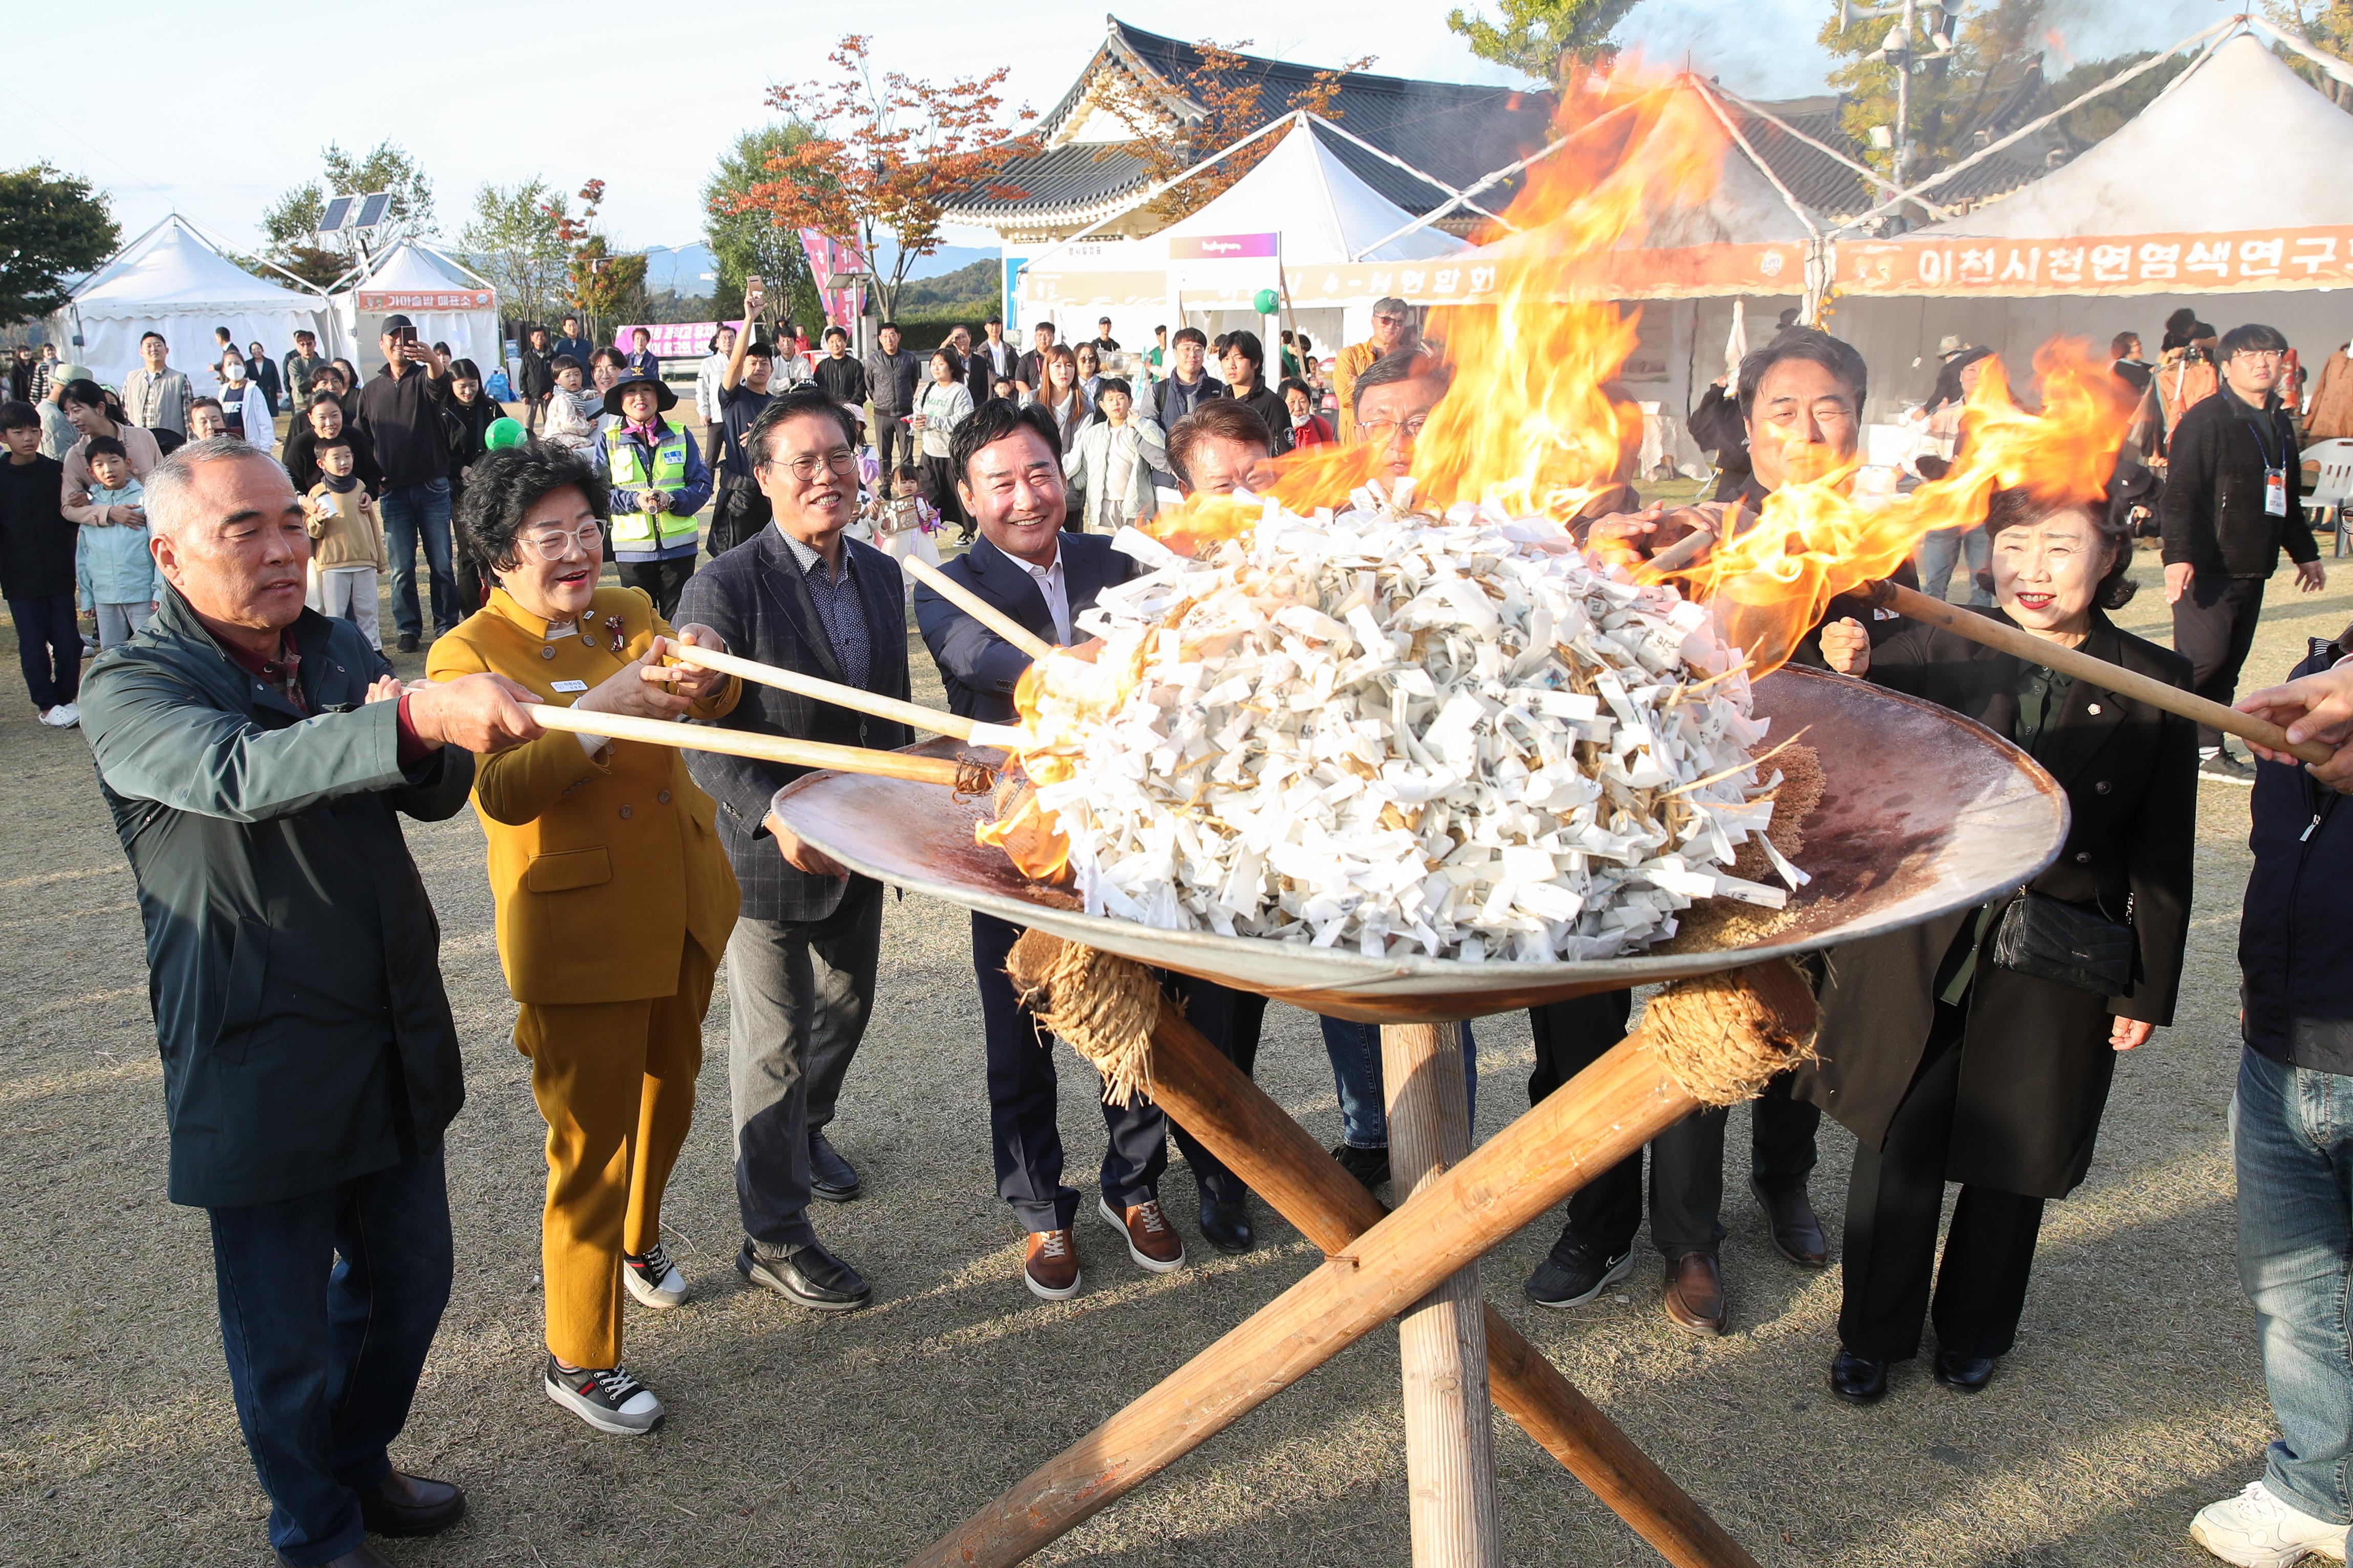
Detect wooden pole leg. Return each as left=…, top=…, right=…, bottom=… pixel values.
left=1144, top=1011, right=1758, bottom=1568
left=910, top=1031, right=1709, bottom=1568
left=1382, top=1021, right=1502, bottom=1567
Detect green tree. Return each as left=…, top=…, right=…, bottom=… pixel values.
left=1820, top=0, right=2048, bottom=184
left=703, top=125, right=823, bottom=339
left=461, top=178, right=571, bottom=332
left=262, top=141, right=437, bottom=272
left=0, top=165, right=118, bottom=326
left=551, top=181, right=649, bottom=346
left=1446, top=0, right=1645, bottom=82
left=2265, top=2, right=2353, bottom=108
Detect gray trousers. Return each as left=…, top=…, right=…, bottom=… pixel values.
left=725, top=878, right=881, bottom=1252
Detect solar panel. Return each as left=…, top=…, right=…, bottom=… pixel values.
left=353, top=191, right=392, bottom=230
left=317, top=195, right=357, bottom=234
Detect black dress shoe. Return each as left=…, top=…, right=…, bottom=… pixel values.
left=1933, top=1349, right=1995, bottom=1392
left=1329, top=1142, right=1391, bottom=1193
left=1197, top=1194, right=1254, bottom=1254
left=737, top=1239, right=872, bottom=1311
left=1830, top=1349, right=1889, bottom=1405
left=395, top=632, right=419, bottom=653
left=1749, top=1176, right=1829, bottom=1268
left=356, top=1469, right=466, bottom=1536
left=808, top=1129, right=863, bottom=1202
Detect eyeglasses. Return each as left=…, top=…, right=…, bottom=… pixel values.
left=1358, top=413, right=1431, bottom=443
left=2233, top=348, right=2288, bottom=362
left=515, top=521, right=603, bottom=560
left=773, top=447, right=860, bottom=483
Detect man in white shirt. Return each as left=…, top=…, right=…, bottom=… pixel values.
left=912, top=399, right=1259, bottom=1295
left=695, top=324, right=737, bottom=467
left=121, top=333, right=193, bottom=437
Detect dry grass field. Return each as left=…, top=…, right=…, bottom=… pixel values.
left=0, top=528, right=2340, bottom=1566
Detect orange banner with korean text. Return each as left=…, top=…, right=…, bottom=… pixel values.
left=1835, top=228, right=2353, bottom=297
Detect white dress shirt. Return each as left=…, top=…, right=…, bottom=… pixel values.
left=1014, top=543, right=1071, bottom=645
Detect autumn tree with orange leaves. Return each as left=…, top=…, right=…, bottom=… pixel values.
left=1105, top=40, right=1371, bottom=223
left=550, top=179, right=647, bottom=347
left=723, top=36, right=1041, bottom=326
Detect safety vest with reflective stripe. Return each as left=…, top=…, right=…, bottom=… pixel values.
left=604, top=426, right=698, bottom=551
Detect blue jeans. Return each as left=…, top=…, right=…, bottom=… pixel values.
left=207, top=1144, right=454, bottom=1564
left=1322, top=1017, right=1478, bottom=1149
left=377, top=478, right=457, bottom=637
left=2234, top=1044, right=2353, bottom=1528
left=1913, top=526, right=1992, bottom=606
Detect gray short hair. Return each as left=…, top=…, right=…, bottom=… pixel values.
left=142, top=435, right=288, bottom=538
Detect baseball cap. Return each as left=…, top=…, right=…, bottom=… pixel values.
left=380, top=313, right=415, bottom=333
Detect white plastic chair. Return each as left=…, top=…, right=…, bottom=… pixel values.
left=2301, top=438, right=2353, bottom=555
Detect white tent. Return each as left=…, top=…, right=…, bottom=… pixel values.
left=1828, top=29, right=2353, bottom=418
left=54, top=216, right=328, bottom=395
left=332, top=240, right=501, bottom=371
left=1159, top=122, right=1467, bottom=267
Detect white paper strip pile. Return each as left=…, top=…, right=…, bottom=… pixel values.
left=1023, top=490, right=1804, bottom=963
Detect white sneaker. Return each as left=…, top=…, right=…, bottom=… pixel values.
left=2192, top=1481, right=2350, bottom=1566
left=52, top=702, right=78, bottom=728
left=543, top=1356, right=664, bottom=1435
left=622, top=1241, right=688, bottom=1308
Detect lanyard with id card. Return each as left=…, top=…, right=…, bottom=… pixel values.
left=2246, top=415, right=2290, bottom=518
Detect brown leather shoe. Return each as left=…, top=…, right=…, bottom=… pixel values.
left=1750, top=1176, right=1829, bottom=1268
left=357, top=1468, right=466, bottom=1536
left=1662, top=1251, right=1727, bottom=1336
left=1099, top=1194, right=1185, bottom=1273
left=1023, top=1228, right=1082, bottom=1300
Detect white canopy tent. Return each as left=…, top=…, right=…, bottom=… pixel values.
left=53, top=216, right=329, bottom=396
left=331, top=241, right=501, bottom=371
left=1828, top=28, right=2353, bottom=418
left=1014, top=118, right=1470, bottom=356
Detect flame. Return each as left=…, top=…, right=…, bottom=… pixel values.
left=1687, top=341, right=2136, bottom=672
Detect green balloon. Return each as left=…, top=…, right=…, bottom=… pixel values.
left=1253, top=287, right=1281, bottom=315
left=484, top=417, right=527, bottom=450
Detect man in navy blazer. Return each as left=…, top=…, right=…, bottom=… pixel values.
left=675, top=387, right=905, bottom=1316
left=915, top=401, right=1254, bottom=1300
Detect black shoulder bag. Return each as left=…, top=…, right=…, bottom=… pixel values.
left=1990, top=891, right=2134, bottom=996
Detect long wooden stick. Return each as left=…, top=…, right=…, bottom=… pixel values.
left=1868, top=581, right=2332, bottom=764
left=665, top=642, right=997, bottom=743
left=1383, top=1021, right=1500, bottom=1567
left=522, top=703, right=976, bottom=788
left=902, top=553, right=1057, bottom=662
left=1134, top=1011, right=1759, bottom=1568
left=912, top=1028, right=1719, bottom=1567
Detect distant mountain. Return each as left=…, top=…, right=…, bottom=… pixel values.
left=636, top=240, right=995, bottom=296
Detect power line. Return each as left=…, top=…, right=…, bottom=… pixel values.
left=0, top=77, right=169, bottom=197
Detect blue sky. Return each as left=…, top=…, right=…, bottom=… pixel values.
left=0, top=0, right=2222, bottom=262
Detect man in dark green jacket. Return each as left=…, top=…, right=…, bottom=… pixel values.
left=80, top=436, right=541, bottom=1568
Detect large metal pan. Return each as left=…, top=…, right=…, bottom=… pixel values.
left=769, top=664, right=2067, bottom=1022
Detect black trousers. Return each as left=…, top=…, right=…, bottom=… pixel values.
left=972, top=912, right=1243, bottom=1232
left=922, top=454, right=968, bottom=537
left=708, top=477, right=770, bottom=559
left=618, top=556, right=695, bottom=622
left=875, top=415, right=905, bottom=476
left=1531, top=991, right=1820, bottom=1259
left=1838, top=999, right=2046, bottom=1361
left=2171, top=572, right=2267, bottom=750
left=8, top=591, right=80, bottom=709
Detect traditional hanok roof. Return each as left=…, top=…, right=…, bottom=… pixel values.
left=950, top=17, right=1884, bottom=241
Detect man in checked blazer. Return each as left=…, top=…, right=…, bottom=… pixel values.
left=916, top=400, right=1255, bottom=1303
left=675, top=386, right=908, bottom=1313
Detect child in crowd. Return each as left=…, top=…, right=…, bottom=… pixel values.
left=540, top=356, right=600, bottom=454
left=0, top=400, right=83, bottom=727
left=862, top=462, right=941, bottom=606
left=185, top=397, right=228, bottom=442
left=990, top=376, right=1016, bottom=403
left=74, top=436, right=163, bottom=650
left=303, top=435, right=387, bottom=650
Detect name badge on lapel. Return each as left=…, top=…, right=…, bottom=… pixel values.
left=550, top=679, right=588, bottom=694
left=2266, top=466, right=2288, bottom=518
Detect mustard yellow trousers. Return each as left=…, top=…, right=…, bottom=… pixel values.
left=514, top=943, right=714, bottom=1369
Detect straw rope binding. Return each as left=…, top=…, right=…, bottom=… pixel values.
left=1639, top=959, right=1819, bottom=1107
left=1004, top=930, right=1164, bottom=1107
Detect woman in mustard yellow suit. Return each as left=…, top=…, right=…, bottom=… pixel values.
left=430, top=441, right=740, bottom=1436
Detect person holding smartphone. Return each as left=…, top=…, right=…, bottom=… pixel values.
left=352, top=314, right=460, bottom=651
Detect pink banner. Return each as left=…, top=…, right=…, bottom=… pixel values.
left=799, top=229, right=868, bottom=331
left=613, top=321, right=744, bottom=359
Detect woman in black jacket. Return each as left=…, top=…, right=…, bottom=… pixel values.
left=442, top=359, right=505, bottom=614
left=1805, top=479, right=2196, bottom=1404
left=280, top=391, right=384, bottom=493
left=1218, top=330, right=1294, bottom=455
